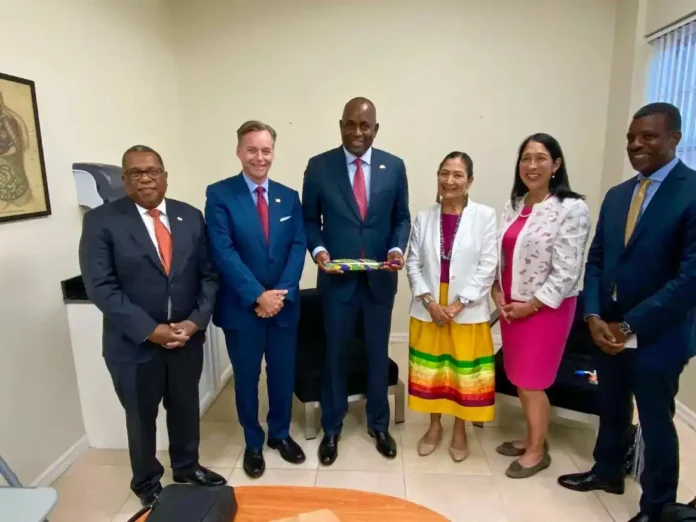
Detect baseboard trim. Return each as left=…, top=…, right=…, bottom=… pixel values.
left=31, top=435, right=89, bottom=487
left=676, top=400, right=696, bottom=432
left=219, top=365, right=233, bottom=387
left=390, top=332, right=502, bottom=346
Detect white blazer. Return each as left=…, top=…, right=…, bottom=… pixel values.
left=406, top=201, right=498, bottom=324
left=497, top=195, right=591, bottom=309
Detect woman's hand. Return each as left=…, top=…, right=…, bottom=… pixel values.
left=443, top=301, right=465, bottom=319
left=491, top=282, right=509, bottom=323
left=502, top=302, right=536, bottom=321
left=427, top=302, right=451, bottom=327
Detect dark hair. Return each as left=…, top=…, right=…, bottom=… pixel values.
left=511, top=133, right=584, bottom=209
left=436, top=151, right=473, bottom=203
left=122, top=145, right=164, bottom=169
left=633, top=102, right=682, bottom=132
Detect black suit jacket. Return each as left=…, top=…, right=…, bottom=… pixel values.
left=78, top=197, right=219, bottom=363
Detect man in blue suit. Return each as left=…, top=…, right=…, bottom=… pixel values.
left=302, top=97, right=411, bottom=465
left=558, top=103, right=696, bottom=522
left=79, top=145, right=227, bottom=507
left=205, top=121, right=307, bottom=479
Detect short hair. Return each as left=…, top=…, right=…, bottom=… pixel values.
left=236, top=120, right=277, bottom=146
left=633, top=102, right=682, bottom=132
left=121, top=145, right=164, bottom=169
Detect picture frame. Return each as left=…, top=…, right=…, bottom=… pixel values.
left=0, top=72, right=50, bottom=224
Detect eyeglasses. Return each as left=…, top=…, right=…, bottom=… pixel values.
left=125, top=168, right=165, bottom=180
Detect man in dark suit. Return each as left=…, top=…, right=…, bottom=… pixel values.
left=79, top=145, right=226, bottom=507
left=558, top=103, right=696, bottom=522
left=302, top=97, right=411, bottom=464
left=205, top=121, right=307, bottom=479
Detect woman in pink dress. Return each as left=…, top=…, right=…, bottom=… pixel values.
left=492, top=133, right=591, bottom=478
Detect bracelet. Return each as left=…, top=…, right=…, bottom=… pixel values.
left=420, top=294, right=435, bottom=307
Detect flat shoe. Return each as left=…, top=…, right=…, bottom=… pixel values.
left=505, top=452, right=551, bottom=479
left=496, top=440, right=549, bottom=457
left=449, top=445, right=469, bottom=462
left=417, top=431, right=443, bottom=457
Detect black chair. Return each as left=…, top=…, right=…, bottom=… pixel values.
left=493, top=291, right=601, bottom=419
left=294, top=288, right=406, bottom=440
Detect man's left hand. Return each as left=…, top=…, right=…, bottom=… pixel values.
left=608, top=322, right=628, bottom=345
left=382, top=251, right=404, bottom=272
left=168, top=320, right=199, bottom=347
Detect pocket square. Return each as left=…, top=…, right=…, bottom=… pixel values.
left=279, top=216, right=291, bottom=222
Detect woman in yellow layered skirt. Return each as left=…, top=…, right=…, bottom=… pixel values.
left=405, top=151, right=498, bottom=461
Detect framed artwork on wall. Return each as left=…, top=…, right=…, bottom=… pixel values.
left=0, top=72, right=50, bottom=224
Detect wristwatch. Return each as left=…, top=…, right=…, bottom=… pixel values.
left=457, top=296, right=470, bottom=306
left=619, top=321, right=632, bottom=335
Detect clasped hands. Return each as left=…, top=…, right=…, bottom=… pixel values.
left=491, top=289, right=535, bottom=324
left=255, top=289, right=288, bottom=318
left=423, top=296, right=465, bottom=326
left=588, top=316, right=627, bottom=355
left=315, top=251, right=404, bottom=274
left=148, top=320, right=199, bottom=349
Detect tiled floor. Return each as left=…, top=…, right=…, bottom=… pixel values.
left=48, top=344, right=696, bottom=521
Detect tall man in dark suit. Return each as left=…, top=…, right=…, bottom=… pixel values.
left=79, top=145, right=226, bottom=507
left=205, top=121, right=307, bottom=479
left=302, top=97, right=411, bottom=464
left=558, top=103, right=696, bottom=522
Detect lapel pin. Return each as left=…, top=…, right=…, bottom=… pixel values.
left=275, top=198, right=281, bottom=203
left=177, top=216, right=183, bottom=221
left=379, top=164, right=386, bottom=169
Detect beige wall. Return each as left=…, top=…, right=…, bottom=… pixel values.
left=645, top=0, right=696, bottom=36
left=0, top=0, right=188, bottom=483
left=169, top=0, right=617, bottom=334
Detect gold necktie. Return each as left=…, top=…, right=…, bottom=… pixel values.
left=624, top=179, right=652, bottom=245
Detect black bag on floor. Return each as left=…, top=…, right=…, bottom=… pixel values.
left=127, top=484, right=237, bottom=522
left=661, top=502, right=696, bottom=522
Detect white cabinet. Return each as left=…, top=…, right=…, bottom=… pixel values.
left=66, top=302, right=231, bottom=450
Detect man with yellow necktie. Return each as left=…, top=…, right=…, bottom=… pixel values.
left=558, top=103, right=696, bottom=522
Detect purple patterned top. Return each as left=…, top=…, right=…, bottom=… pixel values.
left=440, top=213, right=459, bottom=282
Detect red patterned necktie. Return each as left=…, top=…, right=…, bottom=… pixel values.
left=353, top=158, right=368, bottom=220
left=256, top=186, right=269, bottom=242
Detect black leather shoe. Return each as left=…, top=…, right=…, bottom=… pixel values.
left=627, top=514, right=651, bottom=522
left=557, top=471, right=624, bottom=494
left=138, top=484, right=162, bottom=507
left=242, top=448, right=265, bottom=479
left=318, top=434, right=340, bottom=466
left=268, top=437, right=306, bottom=464
left=368, top=429, right=397, bottom=459
left=173, top=466, right=227, bottom=487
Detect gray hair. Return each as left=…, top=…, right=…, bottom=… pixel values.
left=121, top=145, right=164, bottom=169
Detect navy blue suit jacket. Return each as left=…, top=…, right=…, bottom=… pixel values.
left=301, top=147, right=411, bottom=302
left=205, top=174, right=306, bottom=331
left=79, top=197, right=218, bottom=363
left=584, top=160, right=696, bottom=367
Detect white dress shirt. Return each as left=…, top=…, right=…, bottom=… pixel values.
left=134, top=199, right=172, bottom=320
left=312, top=146, right=401, bottom=259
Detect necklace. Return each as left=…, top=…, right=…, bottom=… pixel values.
left=519, top=193, right=550, bottom=218
left=440, top=211, right=463, bottom=261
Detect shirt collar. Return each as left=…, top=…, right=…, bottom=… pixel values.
left=637, top=157, right=679, bottom=183
left=135, top=199, right=167, bottom=216
left=343, top=146, right=372, bottom=166
left=242, top=172, right=269, bottom=193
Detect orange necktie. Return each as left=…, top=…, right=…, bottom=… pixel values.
left=147, top=209, right=172, bottom=275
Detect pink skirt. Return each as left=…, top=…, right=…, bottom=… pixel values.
left=500, top=297, right=577, bottom=390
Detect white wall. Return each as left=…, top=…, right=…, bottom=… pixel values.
left=645, top=0, right=696, bottom=36
left=0, top=0, right=187, bottom=483
left=169, top=0, right=617, bottom=334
